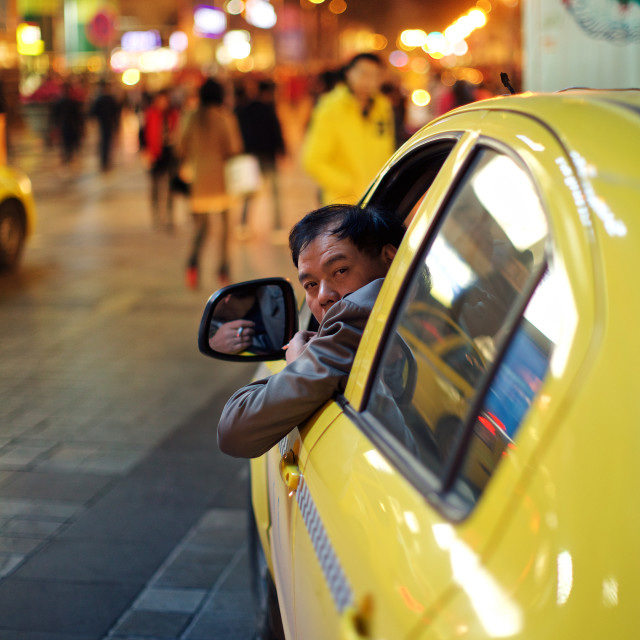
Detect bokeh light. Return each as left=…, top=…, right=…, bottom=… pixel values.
left=169, top=31, right=189, bottom=51
left=410, top=56, right=430, bottom=73
left=245, top=0, right=277, bottom=28
left=452, top=40, right=469, bottom=56
left=223, top=30, right=252, bottom=58
left=225, top=0, right=245, bottom=14
left=424, top=31, right=450, bottom=57
left=122, top=69, right=141, bottom=85
left=411, top=89, right=431, bottom=106
left=400, top=29, right=428, bottom=49
left=236, top=57, right=255, bottom=72
left=329, top=0, right=347, bottom=15
left=468, top=8, right=487, bottom=27
left=371, top=34, right=388, bottom=50
left=389, top=50, right=409, bottom=68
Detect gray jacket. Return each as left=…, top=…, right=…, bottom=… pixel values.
left=217, top=279, right=384, bottom=458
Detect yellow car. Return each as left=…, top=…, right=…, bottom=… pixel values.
left=199, top=89, right=640, bottom=639
left=0, top=164, right=36, bottom=270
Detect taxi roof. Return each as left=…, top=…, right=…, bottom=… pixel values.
left=445, top=89, right=640, bottom=172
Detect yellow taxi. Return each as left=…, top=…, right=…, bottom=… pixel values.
left=0, top=164, right=36, bottom=270
left=199, top=89, right=640, bottom=639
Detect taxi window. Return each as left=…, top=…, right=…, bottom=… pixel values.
left=451, top=269, right=558, bottom=508
left=365, top=140, right=456, bottom=225
left=364, top=147, right=551, bottom=511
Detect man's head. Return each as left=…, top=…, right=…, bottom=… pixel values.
left=343, top=53, right=385, bottom=106
left=290, top=204, right=405, bottom=322
left=257, top=80, right=276, bottom=102
left=200, top=78, right=224, bottom=106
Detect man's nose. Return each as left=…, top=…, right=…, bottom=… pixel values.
left=318, top=280, right=339, bottom=307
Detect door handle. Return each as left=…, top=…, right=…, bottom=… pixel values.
left=340, top=595, right=373, bottom=639
left=279, top=450, right=301, bottom=491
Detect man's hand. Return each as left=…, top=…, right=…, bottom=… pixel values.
left=209, top=320, right=256, bottom=354
left=285, top=330, right=317, bottom=364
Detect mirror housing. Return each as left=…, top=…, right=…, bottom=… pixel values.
left=198, top=278, right=298, bottom=362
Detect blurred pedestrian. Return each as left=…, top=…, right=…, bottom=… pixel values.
left=302, top=53, right=395, bottom=205
left=381, top=81, right=410, bottom=148
left=52, top=81, right=84, bottom=166
left=179, top=78, right=242, bottom=289
left=434, top=79, right=476, bottom=117
left=90, top=80, right=120, bottom=172
left=144, top=89, right=180, bottom=232
left=235, top=79, right=286, bottom=237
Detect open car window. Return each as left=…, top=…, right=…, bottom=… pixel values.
left=364, top=138, right=458, bottom=226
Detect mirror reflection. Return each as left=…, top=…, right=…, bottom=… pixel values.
left=208, top=284, right=287, bottom=356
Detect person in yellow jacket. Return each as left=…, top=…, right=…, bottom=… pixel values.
left=302, top=53, right=395, bottom=205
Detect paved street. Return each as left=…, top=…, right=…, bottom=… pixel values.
left=0, top=116, right=317, bottom=639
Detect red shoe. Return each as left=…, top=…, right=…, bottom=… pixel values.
left=186, top=266, right=198, bottom=289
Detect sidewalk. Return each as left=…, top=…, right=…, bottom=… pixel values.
left=0, top=119, right=317, bottom=639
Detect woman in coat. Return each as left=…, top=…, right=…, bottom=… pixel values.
left=180, top=78, right=243, bottom=288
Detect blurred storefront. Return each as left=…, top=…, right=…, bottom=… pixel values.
left=11, top=0, right=527, bottom=142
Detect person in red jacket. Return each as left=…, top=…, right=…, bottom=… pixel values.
left=144, top=89, right=180, bottom=232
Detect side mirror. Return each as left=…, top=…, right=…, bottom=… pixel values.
left=198, top=278, right=298, bottom=362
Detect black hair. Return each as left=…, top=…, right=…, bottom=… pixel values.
left=258, top=80, right=275, bottom=94
left=344, top=52, right=383, bottom=72
left=289, top=204, right=405, bottom=268
left=199, top=78, right=224, bottom=106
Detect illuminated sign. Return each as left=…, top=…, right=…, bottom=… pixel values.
left=17, top=23, right=44, bottom=56
left=121, top=30, right=161, bottom=51
left=86, top=9, right=117, bottom=47
left=193, top=5, right=227, bottom=38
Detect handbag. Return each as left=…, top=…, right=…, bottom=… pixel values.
left=224, top=154, right=261, bottom=196
left=170, top=173, right=191, bottom=195
left=170, top=162, right=193, bottom=195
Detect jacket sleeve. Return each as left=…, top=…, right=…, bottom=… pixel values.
left=217, top=294, right=372, bottom=458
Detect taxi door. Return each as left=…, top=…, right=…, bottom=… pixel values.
left=289, top=408, right=461, bottom=640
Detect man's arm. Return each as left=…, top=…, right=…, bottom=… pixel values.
left=217, top=282, right=382, bottom=458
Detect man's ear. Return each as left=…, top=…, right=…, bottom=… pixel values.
left=381, top=244, right=397, bottom=268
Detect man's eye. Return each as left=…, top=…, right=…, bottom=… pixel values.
left=335, top=267, right=348, bottom=276
left=304, top=282, right=317, bottom=291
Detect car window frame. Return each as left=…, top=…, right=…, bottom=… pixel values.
left=342, top=139, right=553, bottom=521
left=362, top=134, right=461, bottom=224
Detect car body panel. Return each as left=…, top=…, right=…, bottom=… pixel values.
left=246, top=90, right=640, bottom=639
left=293, top=409, right=458, bottom=639
left=0, top=165, right=37, bottom=234
left=0, top=164, right=37, bottom=270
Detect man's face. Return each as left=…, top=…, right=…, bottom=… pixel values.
left=345, top=59, right=383, bottom=104
left=297, top=230, right=396, bottom=323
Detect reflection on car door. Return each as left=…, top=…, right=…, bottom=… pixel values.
left=290, top=410, right=459, bottom=639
